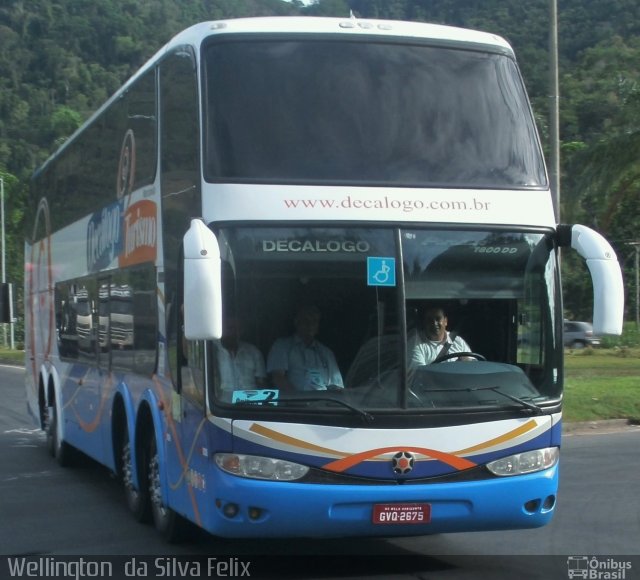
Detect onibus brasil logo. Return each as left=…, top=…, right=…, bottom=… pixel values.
left=567, top=556, right=632, bottom=579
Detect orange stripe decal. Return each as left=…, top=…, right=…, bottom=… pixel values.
left=454, top=419, right=539, bottom=455
left=152, top=375, right=201, bottom=527
left=249, top=423, right=350, bottom=457
left=323, top=446, right=476, bottom=473
left=247, top=418, right=543, bottom=474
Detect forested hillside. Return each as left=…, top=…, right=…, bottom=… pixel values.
left=1, top=0, right=638, bottom=328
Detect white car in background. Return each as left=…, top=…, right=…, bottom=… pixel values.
left=563, top=320, right=601, bottom=349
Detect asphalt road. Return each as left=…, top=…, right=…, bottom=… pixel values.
left=1, top=364, right=639, bottom=579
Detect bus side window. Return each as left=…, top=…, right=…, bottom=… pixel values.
left=160, top=48, right=200, bottom=197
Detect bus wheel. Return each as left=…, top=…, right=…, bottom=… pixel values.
left=45, top=398, right=73, bottom=467
left=122, top=429, right=150, bottom=522
left=148, top=436, right=190, bottom=543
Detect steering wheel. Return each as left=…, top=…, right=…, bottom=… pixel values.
left=432, top=351, right=486, bottom=363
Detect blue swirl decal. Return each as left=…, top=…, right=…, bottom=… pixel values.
left=87, top=200, right=124, bottom=272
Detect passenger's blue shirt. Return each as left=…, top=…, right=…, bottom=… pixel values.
left=267, top=335, right=344, bottom=391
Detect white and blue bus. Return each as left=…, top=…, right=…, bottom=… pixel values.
left=24, top=17, right=624, bottom=541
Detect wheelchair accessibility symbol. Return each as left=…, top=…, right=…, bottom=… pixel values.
left=367, top=257, right=396, bottom=287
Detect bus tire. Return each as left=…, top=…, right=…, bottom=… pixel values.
left=45, top=398, right=73, bottom=467
left=122, top=428, right=151, bottom=522
left=148, top=435, right=192, bottom=543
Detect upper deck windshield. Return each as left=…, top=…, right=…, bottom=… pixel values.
left=203, top=38, right=546, bottom=188
left=208, top=227, right=562, bottom=419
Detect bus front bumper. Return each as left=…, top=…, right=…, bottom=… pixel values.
left=200, top=463, right=559, bottom=538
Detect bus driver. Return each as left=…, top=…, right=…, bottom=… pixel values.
left=411, top=305, right=472, bottom=365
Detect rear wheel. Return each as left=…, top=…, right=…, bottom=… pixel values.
left=45, top=398, right=73, bottom=467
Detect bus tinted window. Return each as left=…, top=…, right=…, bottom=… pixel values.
left=110, top=265, right=157, bottom=375
left=32, top=69, right=157, bottom=238
left=56, top=280, right=96, bottom=361
left=55, top=265, right=157, bottom=374
left=204, top=40, right=546, bottom=188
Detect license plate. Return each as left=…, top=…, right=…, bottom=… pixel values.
left=372, top=503, right=431, bottom=525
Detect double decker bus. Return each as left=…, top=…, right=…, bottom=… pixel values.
left=23, top=17, right=624, bottom=541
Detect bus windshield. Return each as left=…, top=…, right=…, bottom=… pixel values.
left=203, top=38, right=546, bottom=188
left=211, top=226, right=562, bottom=415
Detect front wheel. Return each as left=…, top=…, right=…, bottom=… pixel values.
left=148, top=436, right=192, bottom=543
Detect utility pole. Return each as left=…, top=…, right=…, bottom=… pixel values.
left=549, top=0, right=561, bottom=223
left=1, top=175, right=5, bottom=348
left=0, top=175, right=14, bottom=350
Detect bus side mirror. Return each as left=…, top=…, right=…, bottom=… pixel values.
left=559, top=224, right=624, bottom=336
left=183, top=219, right=222, bottom=340
left=0, top=283, right=13, bottom=324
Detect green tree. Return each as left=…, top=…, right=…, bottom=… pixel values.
left=1, top=0, right=640, bottom=327
left=50, top=105, right=83, bottom=146
left=0, top=169, right=26, bottom=343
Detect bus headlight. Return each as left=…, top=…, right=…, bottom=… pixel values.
left=215, top=453, right=309, bottom=481
left=486, top=447, right=559, bottom=476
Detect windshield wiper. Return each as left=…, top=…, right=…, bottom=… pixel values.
left=234, top=395, right=374, bottom=423
left=480, top=386, right=543, bottom=415
left=275, top=396, right=375, bottom=423
left=419, top=386, right=543, bottom=415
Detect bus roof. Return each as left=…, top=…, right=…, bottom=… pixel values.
left=164, top=17, right=513, bottom=54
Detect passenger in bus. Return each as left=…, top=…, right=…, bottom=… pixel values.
left=267, top=304, right=344, bottom=391
left=410, top=305, right=472, bottom=365
left=215, top=316, right=267, bottom=391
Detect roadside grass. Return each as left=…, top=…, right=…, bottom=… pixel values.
left=563, top=348, right=640, bottom=423
left=0, top=348, right=24, bottom=366
left=1, top=347, right=637, bottom=423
